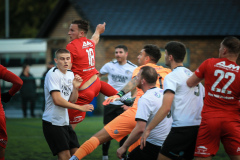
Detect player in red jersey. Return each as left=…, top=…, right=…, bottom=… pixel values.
left=187, top=36, right=240, bottom=160
left=66, top=20, right=118, bottom=129
left=0, top=65, right=23, bottom=160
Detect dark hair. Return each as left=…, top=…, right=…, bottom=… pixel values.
left=222, top=36, right=240, bottom=54
left=140, top=66, right=158, bottom=85
left=143, top=44, right=161, bottom=63
left=55, top=49, right=70, bottom=58
left=165, top=41, right=186, bottom=63
left=115, top=45, right=128, bottom=52
left=72, top=20, right=89, bottom=33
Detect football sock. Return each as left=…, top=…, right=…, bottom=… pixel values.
left=100, top=81, right=118, bottom=96
left=74, top=136, right=100, bottom=159
left=102, top=141, right=111, bottom=156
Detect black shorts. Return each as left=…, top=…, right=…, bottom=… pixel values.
left=127, top=141, right=161, bottom=160
left=103, top=104, right=125, bottom=124
left=160, top=126, right=199, bottom=160
left=42, top=120, right=80, bottom=156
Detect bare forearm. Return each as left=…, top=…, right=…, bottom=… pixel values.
left=91, top=31, right=100, bottom=45
left=69, top=88, right=78, bottom=103
left=121, top=77, right=138, bottom=94
left=122, top=127, right=143, bottom=148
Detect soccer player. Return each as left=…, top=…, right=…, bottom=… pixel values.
left=70, top=44, right=171, bottom=160
left=116, top=66, right=172, bottom=160
left=187, top=36, right=240, bottom=160
left=66, top=20, right=118, bottom=129
left=99, top=44, right=137, bottom=160
left=0, top=65, right=23, bottom=160
left=42, top=49, right=94, bottom=160
left=141, top=41, right=204, bottom=160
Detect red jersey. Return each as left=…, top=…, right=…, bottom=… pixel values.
left=0, top=65, right=8, bottom=112
left=195, top=58, right=240, bottom=118
left=66, top=37, right=99, bottom=87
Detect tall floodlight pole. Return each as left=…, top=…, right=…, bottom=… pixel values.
left=5, top=0, right=9, bottom=38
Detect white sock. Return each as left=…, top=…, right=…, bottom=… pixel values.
left=102, top=155, right=109, bottom=160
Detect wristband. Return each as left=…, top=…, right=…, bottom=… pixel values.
left=117, top=90, right=125, bottom=97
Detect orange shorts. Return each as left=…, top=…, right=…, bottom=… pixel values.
left=104, top=107, right=137, bottom=142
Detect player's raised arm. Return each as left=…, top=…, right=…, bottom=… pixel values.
left=91, top=22, right=106, bottom=45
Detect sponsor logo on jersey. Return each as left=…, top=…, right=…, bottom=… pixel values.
left=215, top=61, right=240, bottom=72
left=82, top=41, right=93, bottom=49
left=112, top=75, right=128, bottom=83
left=195, top=146, right=210, bottom=155
left=125, top=70, right=132, bottom=75
left=237, top=147, right=240, bottom=152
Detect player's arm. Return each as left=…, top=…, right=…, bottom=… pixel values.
left=90, top=22, right=106, bottom=45
left=69, top=74, right=82, bottom=103
left=117, top=121, right=146, bottom=159
left=1, top=68, right=23, bottom=103
left=103, top=76, right=139, bottom=105
left=140, top=91, right=174, bottom=149
left=51, top=91, right=94, bottom=112
left=186, top=73, right=203, bottom=87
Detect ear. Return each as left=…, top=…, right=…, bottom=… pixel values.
left=168, top=54, right=173, bottom=61
left=54, top=58, right=57, bottom=64
left=223, top=47, right=228, bottom=55
left=145, top=55, right=150, bottom=62
left=78, top=31, right=85, bottom=38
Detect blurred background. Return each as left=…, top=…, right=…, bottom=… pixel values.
left=1, top=0, right=240, bottom=118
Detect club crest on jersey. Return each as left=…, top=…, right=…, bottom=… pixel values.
left=82, top=41, right=93, bottom=49
left=215, top=61, right=240, bottom=72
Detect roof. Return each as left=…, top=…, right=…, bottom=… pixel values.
left=38, top=0, right=240, bottom=37
left=0, top=39, right=47, bottom=53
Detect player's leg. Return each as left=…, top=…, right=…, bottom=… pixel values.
left=100, top=80, right=118, bottom=96
left=102, top=104, right=115, bottom=159
left=0, top=116, right=7, bottom=160
left=221, top=117, right=240, bottom=160
left=157, top=153, right=172, bottom=160
left=57, top=150, right=71, bottom=160
left=71, top=128, right=113, bottom=160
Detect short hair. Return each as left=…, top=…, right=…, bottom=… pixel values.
left=55, top=49, right=70, bottom=58
left=165, top=41, right=186, bottom=63
left=140, top=66, right=158, bottom=85
left=115, top=45, right=128, bottom=52
left=222, top=36, right=240, bottom=54
left=143, top=44, right=161, bottom=63
left=72, top=20, right=89, bottom=34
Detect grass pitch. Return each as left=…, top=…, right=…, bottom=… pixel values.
left=5, top=117, right=228, bottom=160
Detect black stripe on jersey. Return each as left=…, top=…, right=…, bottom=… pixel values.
left=53, top=67, right=58, bottom=72
left=50, top=90, right=60, bottom=94
left=111, top=60, right=118, bottom=64
left=164, top=89, right=175, bottom=94
left=135, top=118, right=147, bottom=122
left=67, top=69, right=73, bottom=72
left=127, top=60, right=137, bottom=67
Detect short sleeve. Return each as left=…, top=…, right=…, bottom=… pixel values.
left=46, top=73, right=61, bottom=93
left=135, top=97, right=151, bottom=122
left=66, top=43, right=77, bottom=63
left=132, top=67, right=141, bottom=79
left=195, top=59, right=209, bottom=79
left=99, top=63, right=110, bottom=75
left=163, top=74, right=177, bottom=94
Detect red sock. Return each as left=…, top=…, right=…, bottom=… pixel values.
left=100, top=81, right=118, bottom=96
left=74, top=137, right=100, bottom=159
left=0, top=156, right=4, bottom=160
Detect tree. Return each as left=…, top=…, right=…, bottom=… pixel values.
left=0, top=0, right=58, bottom=38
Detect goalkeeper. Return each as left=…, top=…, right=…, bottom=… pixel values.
left=70, top=44, right=171, bottom=160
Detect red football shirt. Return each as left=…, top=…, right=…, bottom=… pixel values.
left=66, top=37, right=99, bottom=87
left=195, top=58, right=240, bottom=118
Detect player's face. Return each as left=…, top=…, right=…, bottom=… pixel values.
left=137, top=49, right=147, bottom=65
left=68, top=24, right=84, bottom=41
left=165, top=50, right=171, bottom=67
left=115, top=48, right=127, bottom=63
left=55, top=53, right=71, bottom=73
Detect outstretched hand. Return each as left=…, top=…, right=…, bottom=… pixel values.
left=80, top=104, right=94, bottom=112
left=96, top=22, right=106, bottom=34
left=102, top=95, right=120, bottom=106
left=73, top=74, right=83, bottom=89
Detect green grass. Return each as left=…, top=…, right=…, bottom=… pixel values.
left=5, top=117, right=229, bottom=160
